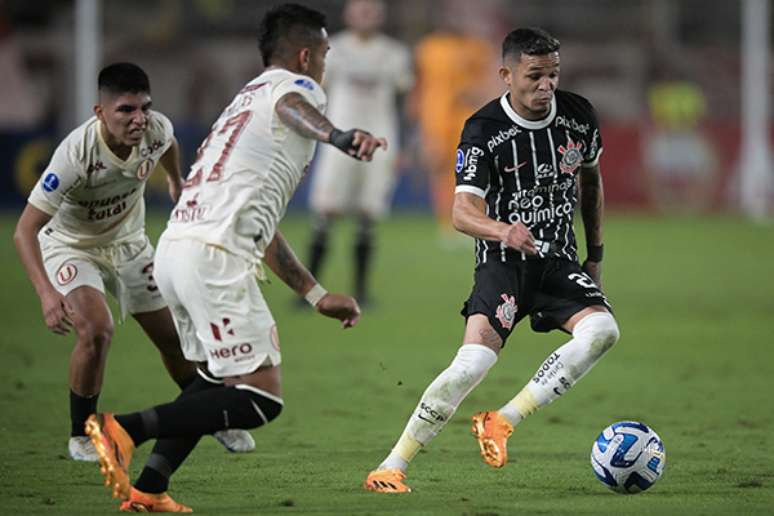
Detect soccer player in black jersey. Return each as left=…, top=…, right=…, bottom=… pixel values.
left=365, top=27, right=620, bottom=493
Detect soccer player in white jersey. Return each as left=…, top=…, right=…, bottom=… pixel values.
left=13, top=62, right=255, bottom=463
left=305, top=0, right=413, bottom=305
left=83, top=5, right=387, bottom=512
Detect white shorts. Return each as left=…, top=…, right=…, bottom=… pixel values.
left=309, top=144, right=398, bottom=218
left=154, top=237, right=281, bottom=377
left=39, top=232, right=166, bottom=318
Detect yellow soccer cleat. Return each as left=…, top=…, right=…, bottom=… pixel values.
left=85, top=413, right=135, bottom=501
left=471, top=411, right=514, bottom=468
left=364, top=468, right=412, bottom=493
left=119, top=488, right=193, bottom=513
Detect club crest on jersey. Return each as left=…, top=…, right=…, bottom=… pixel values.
left=495, top=293, right=517, bottom=330
left=557, top=136, right=585, bottom=174
left=42, top=173, right=60, bottom=192
left=136, top=159, right=154, bottom=180
left=56, top=263, right=78, bottom=286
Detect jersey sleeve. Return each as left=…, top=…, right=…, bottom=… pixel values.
left=271, top=74, right=327, bottom=113
left=147, top=110, right=175, bottom=155
left=27, top=137, right=85, bottom=215
left=454, top=119, right=493, bottom=198
left=582, top=102, right=603, bottom=167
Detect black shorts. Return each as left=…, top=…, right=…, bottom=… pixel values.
left=461, top=258, right=612, bottom=343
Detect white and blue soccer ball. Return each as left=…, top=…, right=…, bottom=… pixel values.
left=590, top=421, right=666, bottom=494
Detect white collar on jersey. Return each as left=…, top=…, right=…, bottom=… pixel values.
left=499, top=92, right=557, bottom=130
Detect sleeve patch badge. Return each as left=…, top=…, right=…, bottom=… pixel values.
left=293, top=78, right=315, bottom=91
left=42, top=173, right=60, bottom=192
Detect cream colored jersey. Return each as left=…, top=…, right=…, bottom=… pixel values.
left=163, top=68, right=327, bottom=261
left=324, top=31, right=413, bottom=138
left=28, top=111, right=174, bottom=248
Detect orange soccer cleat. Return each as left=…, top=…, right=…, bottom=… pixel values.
left=364, top=468, right=412, bottom=493
left=119, top=488, right=193, bottom=513
left=471, top=411, right=514, bottom=468
left=85, top=413, right=135, bottom=501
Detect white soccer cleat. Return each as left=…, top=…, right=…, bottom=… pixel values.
left=213, top=429, right=255, bottom=453
left=69, top=436, right=99, bottom=461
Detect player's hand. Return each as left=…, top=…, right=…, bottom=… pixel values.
left=315, top=293, right=361, bottom=329
left=168, top=177, right=183, bottom=204
left=329, top=128, right=388, bottom=162
left=582, top=260, right=602, bottom=288
left=40, top=288, right=74, bottom=336
left=501, top=222, right=537, bottom=255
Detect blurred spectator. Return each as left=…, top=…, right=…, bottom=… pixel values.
left=0, top=2, right=45, bottom=129
left=305, top=0, right=414, bottom=305
left=410, top=0, right=500, bottom=244
left=642, top=59, right=718, bottom=212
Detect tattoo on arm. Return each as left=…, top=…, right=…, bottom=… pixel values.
left=579, top=164, right=604, bottom=246
left=275, top=92, right=334, bottom=142
left=478, top=327, right=503, bottom=349
left=264, top=231, right=316, bottom=295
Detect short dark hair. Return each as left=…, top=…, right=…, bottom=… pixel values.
left=258, top=3, right=327, bottom=66
left=98, top=62, right=150, bottom=95
left=502, top=28, right=560, bottom=60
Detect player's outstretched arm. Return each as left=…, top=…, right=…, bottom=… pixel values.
left=159, top=136, right=184, bottom=203
left=274, top=92, right=387, bottom=161
left=579, top=163, right=605, bottom=286
left=452, top=192, right=537, bottom=255
left=263, top=231, right=360, bottom=328
left=13, top=204, right=73, bottom=335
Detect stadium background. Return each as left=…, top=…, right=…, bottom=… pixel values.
left=1, top=1, right=773, bottom=514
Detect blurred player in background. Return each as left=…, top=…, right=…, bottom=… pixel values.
left=306, top=0, right=413, bottom=305
left=84, top=4, right=387, bottom=511
left=13, top=62, right=254, bottom=463
left=412, top=2, right=498, bottom=245
left=365, top=28, right=620, bottom=493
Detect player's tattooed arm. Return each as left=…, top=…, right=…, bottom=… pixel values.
left=263, top=230, right=317, bottom=296
left=579, top=163, right=604, bottom=250
left=275, top=92, right=334, bottom=142
left=275, top=92, right=387, bottom=161
left=264, top=230, right=361, bottom=327
left=579, top=163, right=604, bottom=285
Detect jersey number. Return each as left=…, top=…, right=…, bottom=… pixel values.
left=568, top=272, right=597, bottom=289
left=183, top=111, right=252, bottom=188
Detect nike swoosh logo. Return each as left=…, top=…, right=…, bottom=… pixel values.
left=417, top=414, right=435, bottom=424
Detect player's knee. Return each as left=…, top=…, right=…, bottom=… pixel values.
left=236, top=386, right=283, bottom=428
left=574, top=312, right=619, bottom=357
left=75, top=319, right=114, bottom=351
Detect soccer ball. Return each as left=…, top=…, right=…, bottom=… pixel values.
left=590, top=421, right=666, bottom=494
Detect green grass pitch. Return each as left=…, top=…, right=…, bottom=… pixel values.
left=0, top=211, right=772, bottom=514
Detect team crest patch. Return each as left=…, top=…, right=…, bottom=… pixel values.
left=557, top=136, right=585, bottom=174
left=56, top=263, right=78, bottom=286
left=495, top=293, right=517, bottom=330
left=136, top=159, right=154, bottom=180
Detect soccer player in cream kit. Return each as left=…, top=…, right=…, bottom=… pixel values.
left=83, top=4, right=387, bottom=511
left=365, top=28, right=620, bottom=493
left=14, top=62, right=254, bottom=462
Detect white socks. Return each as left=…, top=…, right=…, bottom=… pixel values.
left=379, top=344, right=498, bottom=471
left=499, top=311, right=620, bottom=426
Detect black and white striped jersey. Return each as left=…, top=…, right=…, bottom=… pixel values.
left=454, top=90, right=603, bottom=265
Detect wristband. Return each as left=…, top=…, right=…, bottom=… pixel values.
left=586, top=244, right=604, bottom=262
left=304, top=284, right=328, bottom=307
